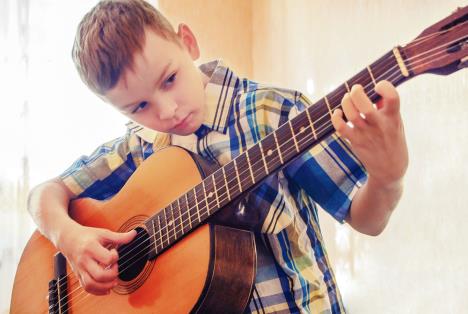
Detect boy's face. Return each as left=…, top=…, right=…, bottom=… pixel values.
left=103, top=25, right=208, bottom=136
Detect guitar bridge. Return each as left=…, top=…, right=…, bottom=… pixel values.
left=48, top=252, right=69, bottom=314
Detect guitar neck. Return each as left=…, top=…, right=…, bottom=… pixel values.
left=146, top=46, right=414, bottom=257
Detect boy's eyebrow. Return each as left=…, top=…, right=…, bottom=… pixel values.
left=121, top=61, right=172, bottom=110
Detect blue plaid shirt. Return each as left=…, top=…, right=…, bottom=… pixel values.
left=61, top=60, right=367, bottom=313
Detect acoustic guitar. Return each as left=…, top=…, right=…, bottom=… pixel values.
left=10, top=6, right=468, bottom=314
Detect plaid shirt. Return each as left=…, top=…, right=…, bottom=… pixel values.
left=61, top=60, right=367, bottom=313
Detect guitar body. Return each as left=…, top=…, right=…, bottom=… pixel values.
left=10, top=146, right=256, bottom=313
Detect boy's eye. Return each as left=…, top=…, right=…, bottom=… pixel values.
left=132, top=101, right=147, bottom=114
left=164, top=73, right=177, bottom=87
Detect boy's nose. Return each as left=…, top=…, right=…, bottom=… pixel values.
left=157, top=101, right=177, bottom=120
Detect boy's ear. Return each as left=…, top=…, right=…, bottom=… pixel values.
left=177, top=23, right=200, bottom=60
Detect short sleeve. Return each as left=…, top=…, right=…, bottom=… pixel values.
left=283, top=93, right=368, bottom=222
left=59, top=132, right=141, bottom=200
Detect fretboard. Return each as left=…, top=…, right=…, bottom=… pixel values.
left=145, top=47, right=412, bottom=258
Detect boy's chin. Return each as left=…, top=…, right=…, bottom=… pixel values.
left=172, top=124, right=202, bottom=136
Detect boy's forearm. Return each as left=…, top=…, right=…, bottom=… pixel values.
left=346, top=176, right=403, bottom=236
left=28, top=179, right=78, bottom=248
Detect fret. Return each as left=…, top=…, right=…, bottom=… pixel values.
left=170, top=202, right=180, bottom=238
left=176, top=198, right=185, bottom=235
left=258, top=141, right=269, bottom=175
left=348, top=68, right=373, bottom=98
left=289, top=113, right=311, bottom=152
left=161, top=208, right=170, bottom=246
left=367, top=65, right=377, bottom=87
left=344, top=81, right=351, bottom=92
left=169, top=203, right=178, bottom=239
left=273, top=131, right=284, bottom=164
left=235, top=152, right=254, bottom=191
left=324, top=96, right=333, bottom=117
left=245, top=149, right=256, bottom=184
left=202, top=180, right=210, bottom=215
left=157, top=215, right=164, bottom=250
left=288, top=120, right=300, bottom=153
left=184, top=193, right=192, bottom=229
left=371, top=52, right=394, bottom=81
left=221, top=166, right=231, bottom=201
left=233, top=159, right=243, bottom=192
left=213, top=169, right=228, bottom=208
left=151, top=218, right=160, bottom=253
left=327, top=86, right=347, bottom=117
left=305, top=107, right=317, bottom=139
left=211, top=174, right=220, bottom=209
left=166, top=205, right=176, bottom=242
left=277, top=121, right=298, bottom=163
left=247, top=142, right=268, bottom=185
left=187, top=189, right=201, bottom=228
left=223, top=161, right=241, bottom=200
left=262, top=131, right=281, bottom=172
left=192, top=187, right=201, bottom=223
left=195, top=184, right=210, bottom=221
left=368, top=50, right=404, bottom=101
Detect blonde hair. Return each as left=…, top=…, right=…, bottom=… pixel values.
left=72, top=0, right=179, bottom=95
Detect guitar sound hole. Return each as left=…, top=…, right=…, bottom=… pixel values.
left=117, top=227, right=150, bottom=282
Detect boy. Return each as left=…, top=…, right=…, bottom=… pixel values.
left=27, top=0, right=408, bottom=313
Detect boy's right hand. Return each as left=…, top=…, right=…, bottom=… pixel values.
left=57, top=222, right=136, bottom=295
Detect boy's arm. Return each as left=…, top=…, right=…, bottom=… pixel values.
left=346, top=176, right=403, bottom=236
left=332, top=80, right=409, bottom=235
left=28, top=179, right=136, bottom=295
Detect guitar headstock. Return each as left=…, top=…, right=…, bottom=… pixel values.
left=401, top=6, right=467, bottom=76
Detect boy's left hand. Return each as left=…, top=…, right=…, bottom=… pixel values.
left=331, top=80, right=409, bottom=189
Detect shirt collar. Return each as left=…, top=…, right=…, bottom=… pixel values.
left=199, top=59, right=239, bottom=133
left=128, top=59, right=240, bottom=144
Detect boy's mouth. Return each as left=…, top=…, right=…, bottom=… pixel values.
left=173, top=113, right=192, bottom=129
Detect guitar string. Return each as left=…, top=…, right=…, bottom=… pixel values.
left=53, top=70, right=399, bottom=313
left=46, top=21, right=468, bottom=300
left=52, top=52, right=400, bottom=310
left=56, top=51, right=458, bottom=312
left=48, top=27, right=467, bottom=299
left=53, top=41, right=463, bottom=313
left=72, top=30, right=468, bottom=279
left=65, top=31, right=467, bottom=287
left=51, top=33, right=466, bottom=312
left=49, top=27, right=466, bottom=312
left=403, top=19, right=467, bottom=50
left=52, top=33, right=466, bottom=312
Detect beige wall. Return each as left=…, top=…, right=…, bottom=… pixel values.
left=159, top=0, right=253, bottom=78
left=250, top=1, right=468, bottom=313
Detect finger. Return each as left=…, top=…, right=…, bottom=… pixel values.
left=349, top=84, right=377, bottom=124
left=80, top=271, right=117, bottom=296
left=341, top=92, right=366, bottom=128
left=92, top=243, right=119, bottom=266
left=331, top=109, right=352, bottom=139
left=102, top=229, right=137, bottom=247
left=87, top=259, right=119, bottom=283
left=374, top=80, right=400, bottom=114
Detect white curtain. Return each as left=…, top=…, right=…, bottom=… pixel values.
left=0, top=0, right=128, bottom=311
